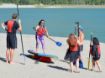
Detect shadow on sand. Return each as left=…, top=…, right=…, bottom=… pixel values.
left=48, top=65, right=68, bottom=72
left=0, top=57, right=6, bottom=62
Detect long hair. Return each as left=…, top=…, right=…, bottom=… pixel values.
left=38, top=19, right=45, bottom=27
left=68, top=33, right=77, bottom=47
left=93, top=37, right=99, bottom=45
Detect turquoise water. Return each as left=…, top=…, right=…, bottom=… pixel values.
left=0, top=8, right=105, bottom=42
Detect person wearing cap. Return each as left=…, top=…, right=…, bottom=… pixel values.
left=1, top=13, right=22, bottom=64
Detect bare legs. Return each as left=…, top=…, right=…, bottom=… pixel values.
left=70, top=58, right=80, bottom=73
left=36, top=36, right=45, bottom=53
left=70, top=62, right=74, bottom=72
left=92, top=59, right=101, bottom=72
left=6, top=49, right=9, bottom=63
left=6, top=48, right=14, bottom=64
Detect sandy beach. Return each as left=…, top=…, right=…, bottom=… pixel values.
left=0, top=3, right=105, bottom=8
left=0, top=33, right=105, bottom=78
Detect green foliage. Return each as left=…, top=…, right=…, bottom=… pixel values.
left=0, top=0, right=105, bottom=5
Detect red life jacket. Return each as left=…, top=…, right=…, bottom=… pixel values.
left=7, top=20, right=14, bottom=32
left=69, top=43, right=79, bottom=52
left=37, top=27, right=46, bottom=36
left=90, top=45, right=101, bottom=56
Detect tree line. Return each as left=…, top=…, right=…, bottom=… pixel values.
left=0, top=0, right=105, bottom=5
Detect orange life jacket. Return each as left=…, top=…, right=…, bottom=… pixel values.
left=37, top=27, right=46, bottom=36
left=7, top=20, right=14, bottom=32
left=69, top=43, right=79, bottom=52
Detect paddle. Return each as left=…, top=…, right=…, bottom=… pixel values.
left=33, top=27, right=62, bottom=47
left=17, top=4, right=25, bottom=65
left=77, top=22, right=80, bottom=37
left=74, top=22, right=80, bottom=37
left=46, top=36, right=62, bottom=47
left=88, top=33, right=93, bottom=69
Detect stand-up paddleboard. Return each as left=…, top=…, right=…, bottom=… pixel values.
left=28, top=50, right=58, bottom=63
left=28, top=50, right=58, bottom=59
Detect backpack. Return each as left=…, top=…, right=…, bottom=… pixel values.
left=91, top=45, right=99, bottom=58
left=37, top=27, right=46, bottom=36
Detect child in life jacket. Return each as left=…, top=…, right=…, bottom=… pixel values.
left=90, top=37, right=102, bottom=72
left=35, top=19, right=49, bottom=53
left=65, top=33, right=80, bottom=73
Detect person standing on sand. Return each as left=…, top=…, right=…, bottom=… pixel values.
left=66, top=33, right=80, bottom=73
left=75, top=22, right=85, bottom=68
left=1, top=13, right=22, bottom=64
left=34, top=19, right=49, bottom=53
left=78, top=28, right=84, bottom=68
left=90, top=37, right=102, bottom=72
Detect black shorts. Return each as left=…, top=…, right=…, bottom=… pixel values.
left=64, top=49, right=80, bottom=62
left=93, top=56, right=100, bottom=61
left=7, top=33, right=17, bottom=49
left=69, top=51, right=80, bottom=62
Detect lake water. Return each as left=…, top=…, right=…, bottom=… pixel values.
left=0, top=8, right=105, bottom=42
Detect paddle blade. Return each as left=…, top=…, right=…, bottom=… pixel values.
left=56, top=42, right=62, bottom=46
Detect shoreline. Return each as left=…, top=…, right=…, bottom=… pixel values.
left=0, top=3, right=105, bottom=8
left=0, top=33, right=104, bottom=44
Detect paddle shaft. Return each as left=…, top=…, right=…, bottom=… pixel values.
left=77, top=24, right=79, bottom=37
left=88, top=34, right=93, bottom=69
left=88, top=53, right=90, bottom=69
left=74, top=26, right=77, bottom=35
left=17, top=4, right=24, bottom=53
left=46, top=36, right=56, bottom=43
left=17, top=4, right=25, bottom=64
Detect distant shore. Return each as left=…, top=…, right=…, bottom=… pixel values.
left=0, top=3, right=105, bottom=8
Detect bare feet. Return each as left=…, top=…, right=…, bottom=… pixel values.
left=35, top=60, right=39, bottom=64
left=10, top=61, right=15, bottom=64
left=6, top=60, right=9, bottom=63
left=74, top=70, right=80, bottom=73
left=68, top=69, right=73, bottom=73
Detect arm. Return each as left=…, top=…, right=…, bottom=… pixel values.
left=67, top=39, right=69, bottom=45
left=44, top=27, right=49, bottom=37
left=35, top=25, right=39, bottom=31
left=1, top=21, right=7, bottom=31
left=1, top=23, right=6, bottom=30
left=18, top=19, right=22, bottom=32
left=78, top=31, right=84, bottom=45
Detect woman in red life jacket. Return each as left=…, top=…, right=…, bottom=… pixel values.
left=90, top=37, right=101, bottom=72
left=35, top=19, right=49, bottom=53
left=66, top=33, right=80, bottom=73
